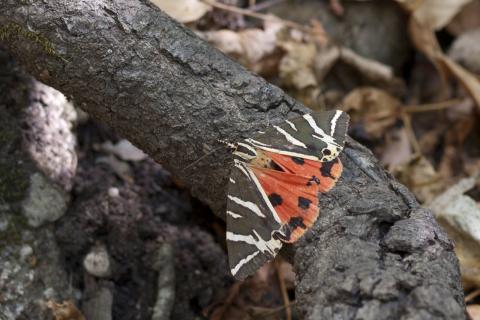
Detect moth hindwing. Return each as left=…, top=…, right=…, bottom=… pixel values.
left=226, top=110, right=349, bottom=280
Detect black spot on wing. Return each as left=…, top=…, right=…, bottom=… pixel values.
left=272, top=217, right=308, bottom=243
left=268, top=193, right=283, bottom=207
left=322, top=148, right=332, bottom=156
left=273, top=228, right=291, bottom=242
left=307, top=175, right=320, bottom=186
left=289, top=217, right=306, bottom=229
left=320, top=159, right=338, bottom=178
left=298, top=197, right=311, bottom=210
left=291, top=156, right=305, bottom=165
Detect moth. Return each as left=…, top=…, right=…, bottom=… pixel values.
left=226, top=110, right=349, bottom=280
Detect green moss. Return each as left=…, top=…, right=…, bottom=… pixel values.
left=0, top=126, right=17, bottom=150
left=0, top=160, right=30, bottom=204
left=0, top=22, right=67, bottom=62
left=0, top=210, right=28, bottom=246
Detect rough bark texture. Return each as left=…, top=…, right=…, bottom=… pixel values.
left=294, top=142, right=465, bottom=319
left=0, top=1, right=466, bottom=319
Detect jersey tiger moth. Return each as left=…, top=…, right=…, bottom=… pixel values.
left=226, top=110, right=349, bottom=280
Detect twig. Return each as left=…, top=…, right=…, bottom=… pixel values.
left=200, top=0, right=315, bottom=34
left=248, top=0, right=285, bottom=12
left=404, top=98, right=465, bottom=113
left=257, top=301, right=297, bottom=317
left=401, top=112, right=421, bottom=156
left=466, top=288, right=480, bottom=303
left=329, top=0, right=344, bottom=16
left=275, top=259, right=292, bottom=320
left=207, top=282, right=242, bottom=320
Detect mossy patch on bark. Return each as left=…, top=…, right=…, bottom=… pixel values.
left=0, top=22, right=66, bottom=62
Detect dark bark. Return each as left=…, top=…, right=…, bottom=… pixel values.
left=0, top=1, right=466, bottom=319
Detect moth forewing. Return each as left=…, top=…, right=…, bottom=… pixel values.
left=245, top=110, right=349, bottom=162
left=226, top=162, right=283, bottom=280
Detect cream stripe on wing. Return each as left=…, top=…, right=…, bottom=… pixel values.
left=227, top=195, right=266, bottom=218
left=226, top=231, right=281, bottom=255
left=303, top=114, right=340, bottom=147
left=234, top=160, right=250, bottom=178
left=245, top=138, right=271, bottom=147
left=227, top=210, right=242, bottom=219
left=285, top=120, right=298, bottom=131
left=245, top=165, right=282, bottom=224
left=231, top=251, right=259, bottom=276
left=252, top=145, right=320, bottom=161
left=237, top=142, right=257, bottom=154
left=234, top=151, right=256, bottom=161
left=330, top=110, right=343, bottom=136
left=274, top=125, right=307, bottom=148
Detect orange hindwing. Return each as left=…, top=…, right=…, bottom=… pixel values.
left=250, top=165, right=319, bottom=243
left=263, top=151, right=343, bottom=193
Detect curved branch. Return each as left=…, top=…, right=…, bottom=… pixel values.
left=0, top=1, right=466, bottom=318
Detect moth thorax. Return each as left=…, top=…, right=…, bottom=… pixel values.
left=250, top=149, right=275, bottom=169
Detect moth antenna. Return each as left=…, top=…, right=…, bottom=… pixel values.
left=217, top=139, right=237, bottom=150
left=184, top=140, right=236, bottom=171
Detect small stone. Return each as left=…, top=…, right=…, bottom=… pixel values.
left=43, top=287, right=56, bottom=299
left=21, top=173, right=68, bottom=227
left=108, top=187, right=120, bottom=198
left=83, top=244, right=111, bottom=278
left=20, top=245, right=33, bottom=262
left=0, top=215, right=10, bottom=232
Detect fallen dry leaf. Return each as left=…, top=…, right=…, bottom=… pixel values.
left=314, top=45, right=340, bottom=83
left=438, top=116, right=475, bottom=179
left=276, top=30, right=323, bottom=108
left=408, top=17, right=446, bottom=76
left=429, top=175, right=480, bottom=288
left=150, top=0, right=211, bottom=23
left=47, top=300, right=85, bottom=320
left=408, top=15, right=480, bottom=111
left=339, top=47, right=395, bottom=83
left=430, top=175, right=480, bottom=241
left=447, top=0, right=480, bottom=35
left=198, top=19, right=284, bottom=75
left=438, top=55, right=480, bottom=109
left=342, top=87, right=400, bottom=140
left=439, top=221, right=480, bottom=289
left=468, top=305, right=480, bottom=320
left=417, top=126, right=446, bottom=155
left=394, top=156, right=445, bottom=204
left=398, top=0, right=472, bottom=30
left=278, top=40, right=317, bottom=90
left=381, top=127, right=413, bottom=171
left=309, top=19, right=328, bottom=46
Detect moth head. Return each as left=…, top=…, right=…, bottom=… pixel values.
left=321, top=147, right=337, bottom=161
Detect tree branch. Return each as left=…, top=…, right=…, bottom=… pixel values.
left=0, top=1, right=466, bottom=318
